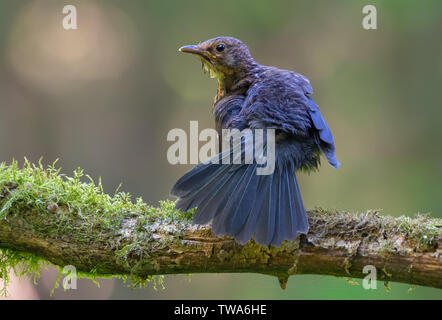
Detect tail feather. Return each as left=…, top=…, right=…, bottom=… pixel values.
left=211, top=165, right=254, bottom=235
left=190, top=169, right=236, bottom=224
left=271, top=168, right=285, bottom=246
left=283, top=165, right=296, bottom=237
left=290, top=171, right=309, bottom=234
left=253, top=173, right=278, bottom=245
left=175, top=168, right=234, bottom=218
left=213, top=164, right=258, bottom=236
left=234, top=173, right=272, bottom=244
left=172, top=164, right=222, bottom=199
left=171, top=150, right=234, bottom=200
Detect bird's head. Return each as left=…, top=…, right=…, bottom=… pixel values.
left=179, top=36, right=256, bottom=82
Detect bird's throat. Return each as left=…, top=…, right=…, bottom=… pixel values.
left=200, top=58, right=255, bottom=104
left=215, top=71, right=252, bottom=104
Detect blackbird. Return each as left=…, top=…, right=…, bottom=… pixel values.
left=171, top=36, right=339, bottom=247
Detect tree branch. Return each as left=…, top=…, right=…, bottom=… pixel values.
left=0, top=161, right=441, bottom=291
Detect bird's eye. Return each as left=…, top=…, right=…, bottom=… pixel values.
left=216, top=44, right=225, bottom=52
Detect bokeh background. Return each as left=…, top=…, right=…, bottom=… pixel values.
left=0, top=0, right=441, bottom=299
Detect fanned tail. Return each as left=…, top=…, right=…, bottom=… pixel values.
left=171, top=157, right=308, bottom=247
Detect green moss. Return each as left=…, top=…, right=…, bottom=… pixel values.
left=376, top=239, right=394, bottom=254
left=0, top=159, right=191, bottom=224
left=0, top=246, right=124, bottom=297
left=0, top=248, right=45, bottom=296
left=0, top=159, right=192, bottom=296
left=396, top=214, right=441, bottom=249
left=307, top=207, right=441, bottom=252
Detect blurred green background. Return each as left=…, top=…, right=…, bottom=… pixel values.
left=0, top=0, right=441, bottom=299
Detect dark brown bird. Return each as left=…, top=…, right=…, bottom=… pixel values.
left=172, top=36, right=339, bottom=247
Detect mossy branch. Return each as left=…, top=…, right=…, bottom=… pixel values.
left=0, top=160, right=441, bottom=294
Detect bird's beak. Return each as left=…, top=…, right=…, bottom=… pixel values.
left=179, top=45, right=206, bottom=58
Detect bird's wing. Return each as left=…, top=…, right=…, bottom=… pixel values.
left=305, top=96, right=340, bottom=168
left=241, top=70, right=340, bottom=168
left=213, top=94, right=247, bottom=131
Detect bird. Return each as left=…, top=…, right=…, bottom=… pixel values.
left=171, top=36, right=339, bottom=247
